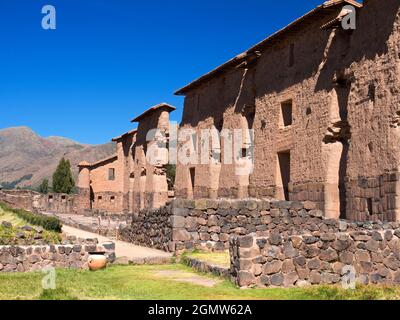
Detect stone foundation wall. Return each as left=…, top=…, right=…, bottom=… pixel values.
left=346, top=172, right=400, bottom=222
left=0, top=239, right=116, bottom=273
left=119, top=205, right=173, bottom=252
left=121, top=198, right=379, bottom=253
left=289, top=183, right=325, bottom=211
left=230, top=212, right=400, bottom=288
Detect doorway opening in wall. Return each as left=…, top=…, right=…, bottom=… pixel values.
left=367, top=198, right=373, bottom=216
left=338, top=142, right=349, bottom=219
left=277, top=151, right=291, bottom=201
left=90, top=187, right=94, bottom=210
left=189, top=168, right=196, bottom=196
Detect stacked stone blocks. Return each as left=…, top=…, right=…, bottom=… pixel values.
left=0, top=238, right=116, bottom=273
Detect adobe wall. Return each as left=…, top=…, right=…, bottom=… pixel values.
left=89, top=156, right=126, bottom=214
left=39, top=193, right=76, bottom=214
left=175, top=0, right=400, bottom=222
left=132, top=109, right=171, bottom=212
left=0, top=190, right=39, bottom=212
left=0, top=190, right=83, bottom=215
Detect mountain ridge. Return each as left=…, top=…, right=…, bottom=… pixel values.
left=0, top=126, right=115, bottom=189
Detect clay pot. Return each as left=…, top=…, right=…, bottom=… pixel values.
left=88, top=253, right=107, bottom=271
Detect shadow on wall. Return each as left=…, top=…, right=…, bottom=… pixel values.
left=180, top=1, right=400, bottom=129
left=315, top=0, right=399, bottom=93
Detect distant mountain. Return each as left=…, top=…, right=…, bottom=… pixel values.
left=0, top=126, right=115, bottom=189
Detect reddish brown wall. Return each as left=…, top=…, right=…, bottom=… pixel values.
left=175, top=0, right=400, bottom=222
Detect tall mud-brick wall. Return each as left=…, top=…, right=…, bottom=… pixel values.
left=175, top=0, right=400, bottom=222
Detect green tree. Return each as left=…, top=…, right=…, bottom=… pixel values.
left=166, top=164, right=176, bottom=191
left=52, top=158, right=75, bottom=194
left=38, top=179, right=49, bottom=194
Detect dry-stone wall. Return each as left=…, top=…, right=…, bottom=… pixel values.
left=120, top=197, right=400, bottom=288
left=0, top=238, right=116, bottom=273
left=230, top=214, right=400, bottom=288
left=119, top=205, right=173, bottom=252
left=121, top=198, right=391, bottom=253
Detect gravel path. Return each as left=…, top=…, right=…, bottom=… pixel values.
left=62, top=225, right=172, bottom=264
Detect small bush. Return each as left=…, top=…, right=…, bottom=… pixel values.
left=0, top=203, right=62, bottom=233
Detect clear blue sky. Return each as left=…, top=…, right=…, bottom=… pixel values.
left=0, top=0, right=323, bottom=144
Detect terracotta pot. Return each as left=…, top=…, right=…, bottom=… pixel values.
left=88, top=253, right=107, bottom=271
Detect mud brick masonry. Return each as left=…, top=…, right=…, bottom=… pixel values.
left=174, top=0, right=400, bottom=222
left=37, top=0, right=400, bottom=222
left=76, top=103, right=176, bottom=214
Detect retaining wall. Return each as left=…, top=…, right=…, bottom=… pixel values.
left=0, top=239, right=116, bottom=273
left=120, top=198, right=381, bottom=253
left=230, top=208, right=400, bottom=288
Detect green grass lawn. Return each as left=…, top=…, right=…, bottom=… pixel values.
left=0, top=264, right=399, bottom=300
left=185, top=251, right=231, bottom=268
left=0, top=206, right=30, bottom=227
left=0, top=205, right=61, bottom=245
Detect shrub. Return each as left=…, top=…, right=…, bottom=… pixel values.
left=0, top=203, right=62, bottom=233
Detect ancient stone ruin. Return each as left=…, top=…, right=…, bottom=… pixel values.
left=3, top=0, right=400, bottom=288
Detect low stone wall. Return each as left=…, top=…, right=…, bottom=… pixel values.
left=0, top=190, right=131, bottom=217
left=121, top=198, right=365, bottom=253
left=49, top=212, right=128, bottom=238
left=182, top=256, right=230, bottom=279
left=0, top=239, right=116, bottom=273
left=0, top=190, right=40, bottom=212
left=0, top=190, right=77, bottom=214
left=119, top=205, right=173, bottom=252
left=230, top=219, right=400, bottom=287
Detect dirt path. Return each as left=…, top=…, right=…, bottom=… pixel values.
left=62, top=225, right=172, bottom=263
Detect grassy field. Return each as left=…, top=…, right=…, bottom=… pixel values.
left=0, top=205, right=61, bottom=244
left=185, top=251, right=231, bottom=268
left=0, top=206, right=30, bottom=227
left=0, top=264, right=399, bottom=300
